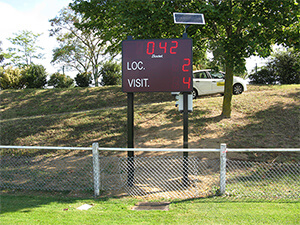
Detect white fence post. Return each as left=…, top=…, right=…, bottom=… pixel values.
left=92, top=142, right=100, bottom=197
left=220, top=143, right=227, bottom=195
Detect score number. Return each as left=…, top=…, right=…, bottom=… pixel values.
left=145, top=41, right=191, bottom=89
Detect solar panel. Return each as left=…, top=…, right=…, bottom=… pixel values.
left=173, top=13, right=205, bottom=25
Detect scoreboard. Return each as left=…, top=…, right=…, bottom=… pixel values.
left=122, top=38, right=193, bottom=92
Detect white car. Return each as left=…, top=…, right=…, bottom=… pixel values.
left=192, top=69, right=247, bottom=99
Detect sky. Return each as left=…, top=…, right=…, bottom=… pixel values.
left=0, top=0, right=72, bottom=75
left=0, top=0, right=268, bottom=77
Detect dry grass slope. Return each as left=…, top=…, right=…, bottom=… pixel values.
left=0, top=85, right=299, bottom=161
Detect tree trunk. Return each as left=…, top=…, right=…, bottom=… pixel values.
left=221, top=62, right=234, bottom=118
left=94, top=73, right=98, bottom=87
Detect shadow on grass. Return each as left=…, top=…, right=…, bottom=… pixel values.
left=225, top=102, right=299, bottom=162
left=189, top=96, right=299, bottom=161
left=0, top=107, right=129, bottom=155
left=0, top=86, right=174, bottom=120
left=2, top=189, right=298, bottom=215
left=0, top=190, right=125, bottom=214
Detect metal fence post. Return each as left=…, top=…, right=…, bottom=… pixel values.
left=220, top=143, right=227, bottom=195
left=92, top=142, right=100, bottom=197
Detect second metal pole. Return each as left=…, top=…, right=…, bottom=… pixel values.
left=183, top=92, right=189, bottom=186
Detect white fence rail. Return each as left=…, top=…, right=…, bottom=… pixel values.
left=1, top=144, right=299, bottom=200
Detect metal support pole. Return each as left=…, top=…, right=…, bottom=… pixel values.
left=92, top=142, right=100, bottom=197
left=220, top=143, right=227, bottom=195
left=127, top=92, right=134, bottom=187
left=183, top=92, right=189, bottom=186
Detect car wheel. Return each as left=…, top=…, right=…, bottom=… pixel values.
left=233, top=83, right=243, bottom=95
left=192, top=88, right=198, bottom=99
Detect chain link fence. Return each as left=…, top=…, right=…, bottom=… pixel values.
left=0, top=144, right=299, bottom=201
left=0, top=153, right=93, bottom=192
left=225, top=160, right=300, bottom=199
left=99, top=156, right=220, bottom=199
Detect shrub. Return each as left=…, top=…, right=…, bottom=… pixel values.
left=272, top=50, right=299, bottom=84
left=22, top=64, right=47, bottom=88
left=75, top=72, right=92, bottom=87
left=249, top=68, right=277, bottom=85
left=249, top=49, right=300, bottom=85
left=48, top=72, right=74, bottom=88
left=0, top=66, right=26, bottom=89
left=100, top=61, right=121, bottom=86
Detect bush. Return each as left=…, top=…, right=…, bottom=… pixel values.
left=272, top=50, right=299, bottom=84
left=100, top=61, right=121, bottom=86
left=48, top=72, right=74, bottom=88
left=0, top=66, right=26, bottom=89
left=249, top=49, right=300, bottom=85
left=249, top=68, right=277, bottom=85
left=75, top=72, right=92, bottom=87
left=22, top=64, right=47, bottom=88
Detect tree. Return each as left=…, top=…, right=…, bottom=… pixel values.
left=22, top=64, right=47, bottom=89
left=0, top=41, right=4, bottom=64
left=49, top=7, right=106, bottom=86
left=5, top=30, right=44, bottom=67
left=71, top=0, right=299, bottom=117
left=0, top=66, right=26, bottom=89
left=100, top=61, right=121, bottom=86
left=75, top=72, right=92, bottom=87
left=48, top=72, right=74, bottom=88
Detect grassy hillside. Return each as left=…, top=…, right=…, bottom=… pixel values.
left=0, top=86, right=173, bottom=119
left=0, top=85, right=299, bottom=160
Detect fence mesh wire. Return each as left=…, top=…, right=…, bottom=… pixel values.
left=98, top=156, right=220, bottom=199
left=1, top=153, right=299, bottom=200
left=0, top=153, right=93, bottom=191
left=225, top=160, right=300, bottom=199
left=122, top=156, right=220, bottom=199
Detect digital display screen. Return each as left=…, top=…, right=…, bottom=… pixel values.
left=122, top=38, right=193, bottom=92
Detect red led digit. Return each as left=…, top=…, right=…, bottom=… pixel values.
left=183, top=77, right=191, bottom=89
left=147, top=41, right=155, bottom=55
left=182, top=58, right=191, bottom=72
left=170, top=41, right=178, bottom=54
left=159, top=42, right=167, bottom=53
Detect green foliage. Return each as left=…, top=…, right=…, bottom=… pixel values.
left=49, top=7, right=105, bottom=86
left=100, top=61, right=121, bottom=86
left=71, top=0, right=299, bottom=117
left=75, top=72, right=92, bottom=87
left=249, top=68, right=277, bottom=85
left=48, top=72, right=74, bottom=88
left=6, top=30, right=44, bottom=66
left=250, top=50, right=300, bottom=84
left=0, top=66, right=25, bottom=89
left=271, top=50, right=300, bottom=84
left=22, top=64, right=47, bottom=89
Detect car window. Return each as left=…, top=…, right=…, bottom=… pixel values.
left=193, top=71, right=210, bottom=79
left=200, top=72, right=209, bottom=78
left=194, top=72, right=200, bottom=78
left=210, top=72, right=224, bottom=79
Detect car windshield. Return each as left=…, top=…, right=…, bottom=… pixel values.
left=210, top=72, right=225, bottom=79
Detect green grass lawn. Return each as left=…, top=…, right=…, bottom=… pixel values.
left=1, top=194, right=299, bottom=224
